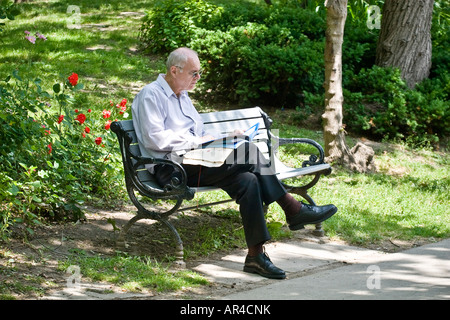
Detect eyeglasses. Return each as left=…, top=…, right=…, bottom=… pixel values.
left=175, top=65, right=203, bottom=78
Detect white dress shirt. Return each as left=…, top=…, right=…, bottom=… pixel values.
left=131, top=74, right=216, bottom=168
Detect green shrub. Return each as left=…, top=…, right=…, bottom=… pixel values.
left=138, top=0, right=222, bottom=54
left=191, top=22, right=324, bottom=105
left=139, top=0, right=325, bottom=106
left=139, top=0, right=448, bottom=143
left=343, top=19, right=379, bottom=72
left=0, top=71, right=126, bottom=236
left=343, top=66, right=449, bottom=144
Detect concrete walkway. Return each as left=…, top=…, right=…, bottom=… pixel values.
left=45, top=237, right=449, bottom=300
left=214, top=239, right=450, bottom=300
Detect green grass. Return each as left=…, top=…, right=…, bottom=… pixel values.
left=186, top=127, right=449, bottom=249
left=0, top=0, right=164, bottom=108
left=270, top=116, right=449, bottom=246
left=58, top=252, right=208, bottom=293
left=0, top=248, right=58, bottom=299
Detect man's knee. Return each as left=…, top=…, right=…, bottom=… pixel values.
left=236, top=172, right=260, bottom=197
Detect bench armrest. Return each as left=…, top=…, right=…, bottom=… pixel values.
left=270, top=132, right=327, bottom=167
left=130, top=154, right=195, bottom=201
left=269, top=132, right=331, bottom=203
left=111, top=121, right=194, bottom=201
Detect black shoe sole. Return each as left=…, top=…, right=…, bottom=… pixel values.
left=288, top=206, right=338, bottom=231
left=243, top=266, right=286, bottom=279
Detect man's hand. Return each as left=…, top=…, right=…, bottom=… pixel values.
left=229, top=129, right=245, bottom=136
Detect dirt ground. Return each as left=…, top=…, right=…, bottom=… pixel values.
left=0, top=204, right=245, bottom=300
left=0, top=204, right=431, bottom=300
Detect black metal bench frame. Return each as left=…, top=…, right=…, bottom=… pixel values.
left=111, top=107, right=332, bottom=265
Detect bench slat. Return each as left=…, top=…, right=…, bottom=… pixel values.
left=275, top=163, right=331, bottom=180
left=136, top=167, right=155, bottom=180
left=128, top=144, right=142, bottom=157
left=191, top=164, right=331, bottom=194
left=200, top=107, right=263, bottom=123
left=119, top=119, right=135, bottom=132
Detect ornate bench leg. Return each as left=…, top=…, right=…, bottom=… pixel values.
left=313, top=222, right=324, bottom=237
left=161, top=218, right=185, bottom=268
left=116, top=212, right=186, bottom=268
left=116, top=213, right=145, bottom=249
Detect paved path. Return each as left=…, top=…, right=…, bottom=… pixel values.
left=44, top=238, right=449, bottom=300
left=219, top=239, right=450, bottom=300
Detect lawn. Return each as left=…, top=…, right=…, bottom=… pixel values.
left=0, top=0, right=163, bottom=107
left=0, top=0, right=448, bottom=298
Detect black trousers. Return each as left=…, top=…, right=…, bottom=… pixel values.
left=156, top=143, right=287, bottom=247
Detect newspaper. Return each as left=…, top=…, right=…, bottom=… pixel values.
left=182, top=123, right=259, bottom=167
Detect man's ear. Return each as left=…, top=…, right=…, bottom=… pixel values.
left=169, top=65, right=179, bottom=77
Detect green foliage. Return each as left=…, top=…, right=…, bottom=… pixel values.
left=343, top=18, right=379, bottom=72
left=0, top=71, right=127, bottom=236
left=343, top=66, right=449, bottom=144
left=139, top=0, right=448, bottom=144
left=139, top=0, right=223, bottom=54
left=0, top=0, right=19, bottom=32
left=140, top=0, right=326, bottom=106
left=340, top=0, right=450, bottom=145
left=430, top=1, right=450, bottom=80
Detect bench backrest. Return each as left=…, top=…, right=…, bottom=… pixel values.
left=111, top=107, right=273, bottom=196
left=200, top=107, right=272, bottom=160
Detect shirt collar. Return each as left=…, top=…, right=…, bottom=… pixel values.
left=157, top=74, right=187, bottom=98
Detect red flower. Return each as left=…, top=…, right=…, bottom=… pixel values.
left=84, top=126, right=90, bottom=133
left=95, top=137, right=102, bottom=145
left=105, top=120, right=112, bottom=130
left=68, top=73, right=78, bottom=86
left=47, top=143, right=52, bottom=154
left=75, top=113, right=86, bottom=124
left=102, top=109, right=111, bottom=119
left=87, top=109, right=92, bottom=113
left=117, top=98, right=127, bottom=114
left=57, top=114, right=64, bottom=124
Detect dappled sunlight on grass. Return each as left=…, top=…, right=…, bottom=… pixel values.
left=0, top=0, right=160, bottom=108
left=309, top=160, right=449, bottom=245
left=59, top=254, right=209, bottom=293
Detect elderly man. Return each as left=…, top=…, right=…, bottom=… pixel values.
left=131, top=47, right=337, bottom=279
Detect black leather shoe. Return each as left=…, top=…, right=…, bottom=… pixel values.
left=243, top=252, right=286, bottom=279
left=287, top=202, right=337, bottom=231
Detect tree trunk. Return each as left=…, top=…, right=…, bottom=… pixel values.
left=376, top=0, right=434, bottom=88
left=322, top=0, right=376, bottom=173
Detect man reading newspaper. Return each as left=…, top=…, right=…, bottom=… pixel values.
left=131, top=47, right=337, bottom=279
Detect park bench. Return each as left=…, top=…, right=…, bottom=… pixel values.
left=111, top=106, right=332, bottom=265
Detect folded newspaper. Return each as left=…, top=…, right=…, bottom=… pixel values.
left=201, top=122, right=260, bottom=149
left=182, top=123, right=259, bottom=167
